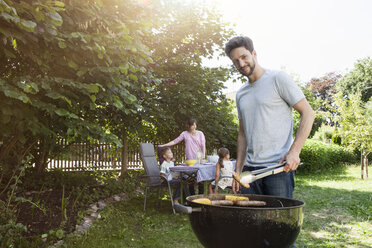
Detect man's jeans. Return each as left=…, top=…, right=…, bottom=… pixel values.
left=240, top=166, right=295, bottom=198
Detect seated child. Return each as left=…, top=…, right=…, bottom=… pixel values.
left=209, top=148, right=234, bottom=194
left=159, top=147, right=189, bottom=204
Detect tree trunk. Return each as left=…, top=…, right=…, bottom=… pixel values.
left=361, top=150, right=364, bottom=179
left=120, top=134, right=128, bottom=178
left=362, top=152, right=369, bottom=179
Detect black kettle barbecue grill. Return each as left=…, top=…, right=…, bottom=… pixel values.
left=174, top=194, right=305, bottom=248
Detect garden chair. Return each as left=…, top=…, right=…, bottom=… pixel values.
left=139, top=142, right=177, bottom=214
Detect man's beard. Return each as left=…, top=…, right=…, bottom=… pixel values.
left=240, top=61, right=256, bottom=77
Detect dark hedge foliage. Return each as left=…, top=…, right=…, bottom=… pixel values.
left=298, top=139, right=358, bottom=174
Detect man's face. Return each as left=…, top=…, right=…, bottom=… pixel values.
left=229, top=47, right=256, bottom=77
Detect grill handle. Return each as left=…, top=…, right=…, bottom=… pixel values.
left=174, top=203, right=201, bottom=214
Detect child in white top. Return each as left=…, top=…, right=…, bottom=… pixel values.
left=160, top=147, right=179, bottom=181
left=160, top=147, right=187, bottom=203
left=209, top=148, right=234, bottom=194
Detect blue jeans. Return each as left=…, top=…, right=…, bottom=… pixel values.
left=240, top=166, right=295, bottom=198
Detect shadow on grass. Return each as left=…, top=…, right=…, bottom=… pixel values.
left=294, top=184, right=371, bottom=248
left=296, top=164, right=352, bottom=181
left=64, top=194, right=202, bottom=248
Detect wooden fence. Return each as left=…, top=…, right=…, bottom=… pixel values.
left=47, top=141, right=185, bottom=171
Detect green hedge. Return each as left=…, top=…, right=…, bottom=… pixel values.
left=298, top=139, right=358, bottom=173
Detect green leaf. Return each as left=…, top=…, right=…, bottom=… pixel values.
left=71, top=32, right=79, bottom=38
left=113, top=99, right=123, bottom=109
left=54, top=1, right=65, bottom=7
left=76, top=69, right=87, bottom=77
left=124, top=94, right=137, bottom=104
left=68, top=112, right=78, bottom=119
left=46, top=92, right=62, bottom=99
left=23, top=85, right=37, bottom=93
left=4, top=89, right=21, bottom=99
left=129, top=74, right=138, bottom=82
left=32, top=8, right=45, bottom=22
left=12, top=38, right=17, bottom=49
left=87, top=84, right=99, bottom=93
left=46, top=12, right=63, bottom=26
left=90, top=95, right=96, bottom=103
left=46, top=26, right=57, bottom=36
left=120, top=67, right=128, bottom=74
left=30, top=82, right=39, bottom=92
left=68, top=60, right=78, bottom=69
left=55, top=229, right=65, bottom=239
left=55, top=108, right=69, bottom=116
left=0, top=12, right=20, bottom=23
left=64, top=97, right=72, bottom=107
left=58, top=41, right=67, bottom=49
left=19, top=19, right=37, bottom=32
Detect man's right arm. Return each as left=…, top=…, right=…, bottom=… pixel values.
left=233, top=120, right=247, bottom=193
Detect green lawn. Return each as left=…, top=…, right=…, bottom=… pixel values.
left=294, top=165, right=371, bottom=247
left=64, top=165, right=371, bottom=248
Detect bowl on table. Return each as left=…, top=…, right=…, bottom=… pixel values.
left=207, top=155, right=219, bottom=163
left=185, top=160, right=197, bottom=166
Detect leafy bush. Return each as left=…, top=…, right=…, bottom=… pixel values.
left=298, top=139, right=358, bottom=174
left=312, top=124, right=334, bottom=143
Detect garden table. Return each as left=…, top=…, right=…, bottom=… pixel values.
left=169, top=166, right=199, bottom=204
left=170, top=161, right=236, bottom=203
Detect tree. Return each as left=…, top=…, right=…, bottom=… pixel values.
left=333, top=91, right=371, bottom=179
left=0, top=0, right=154, bottom=177
left=306, top=72, right=342, bottom=101
left=306, top=72, right=342, bottom=116
left=336, top=57, right=372, bottom=102
left=137, top=0, right=238, bottom=154
left=301, top=72, right=343, bottom=135
left=0, top=0, right=239, bottom=181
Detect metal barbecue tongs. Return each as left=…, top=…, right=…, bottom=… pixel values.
left=232, top=162, right=303, bottom=188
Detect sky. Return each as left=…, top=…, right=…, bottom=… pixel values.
left=204, top=0, right=372, bottom=92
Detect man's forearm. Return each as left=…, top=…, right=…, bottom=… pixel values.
left=235, top=122, right=247, bottom=174
left=290, top=107, right=315, bottom=155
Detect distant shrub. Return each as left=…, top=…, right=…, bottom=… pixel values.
left=312, top=124, right=334, bottom=143
left=298, top=139, right=358, bottom=174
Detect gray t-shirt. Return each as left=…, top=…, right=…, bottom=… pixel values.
left=236, top=70, right=305, bottom=167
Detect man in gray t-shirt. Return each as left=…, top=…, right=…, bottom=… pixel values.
left=225, top=36, right=315, bottom=198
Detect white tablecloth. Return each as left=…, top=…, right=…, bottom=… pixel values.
left=171, top=161, right=236, bottom=183
left=193, top=163, right=216, bottom=182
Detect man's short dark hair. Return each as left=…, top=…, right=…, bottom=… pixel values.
left=225, top=36, right=254, bottom=57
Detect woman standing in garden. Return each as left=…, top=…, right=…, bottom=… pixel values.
left=158, top=118, right=206, bottom=194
